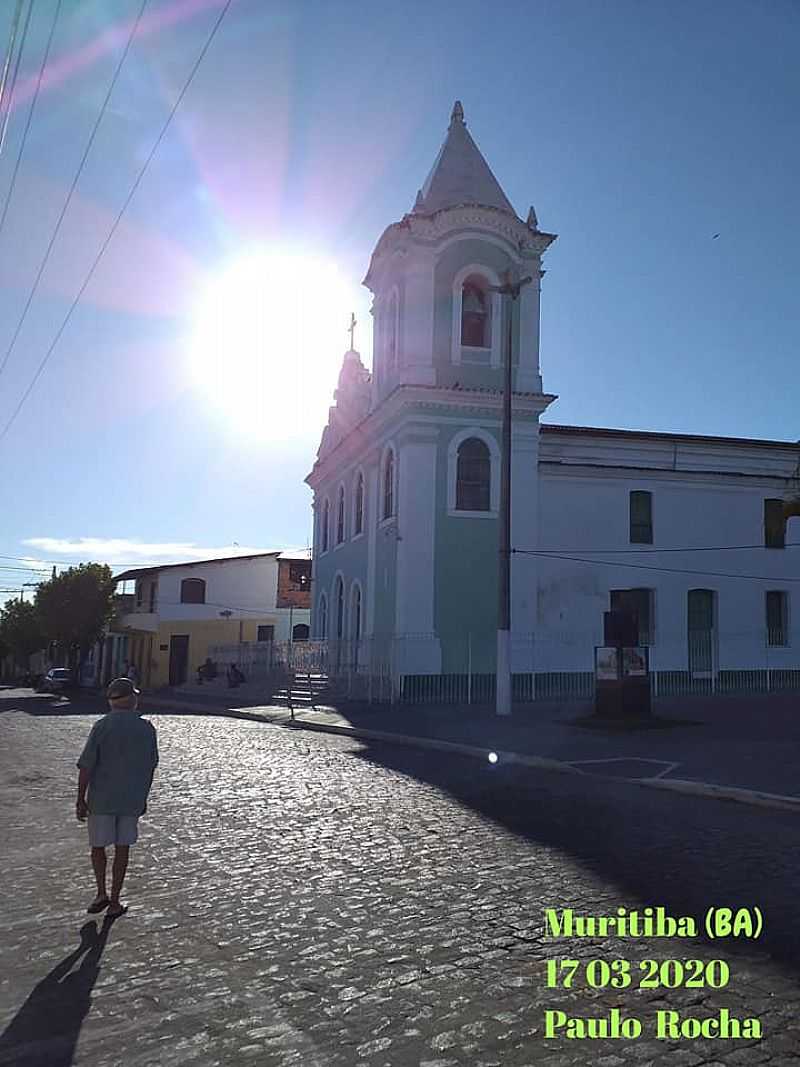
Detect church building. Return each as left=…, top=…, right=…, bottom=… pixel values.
left=306, top=102, right=800, bottom=701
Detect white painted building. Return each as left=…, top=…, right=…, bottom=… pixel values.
left=307, top=101, right=800, bottom=701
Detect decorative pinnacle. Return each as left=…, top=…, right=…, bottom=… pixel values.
left=450, top=100, right=465, bottom=127
left=526, top=205, right=538, bottom=230
left=413, top=189, right=425, bottom=211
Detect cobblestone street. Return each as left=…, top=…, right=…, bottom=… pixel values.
left=2, top=696, right=800, bottom=1065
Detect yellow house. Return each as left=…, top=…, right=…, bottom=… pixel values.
left=111, top=551, right=311, bottom=688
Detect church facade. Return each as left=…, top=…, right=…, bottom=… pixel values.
left=306, top=102, right=800, bottom=700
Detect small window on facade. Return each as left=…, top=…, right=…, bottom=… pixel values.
left=630, top=490, right=653, bottom=544
left=383, top=450, right=394, bottom=520
left=766, top=591, right=788, bottom=647
left=337, top=486, right=345, bottom=544
left=610, top=588, right=654, bottom=645
left=322, top=499, right=330, bottom=552
left=354, top=473, right=364, bottom=535
left=180, top=578, right=206, bottom=604
left=149, top=581, right=157, bottom=613
left=292, top=623, right=310, bottom=642
left=257, top=624, right=275, bottom=643
left=461, top=278, right=489, bottom=347
left=456, top=437, right=491, bottom=511
left=318, top=595, right=327, bottom=640
left=289, top=562, right=310, bottom=589
left=765, top=498, right=786, bottom=549
left=335, top=577, right=344, bottom=639
left=136, top=582, right=143, bottom=607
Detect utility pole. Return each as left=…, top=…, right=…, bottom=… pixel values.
left=489, top=268, right=532, bottom=717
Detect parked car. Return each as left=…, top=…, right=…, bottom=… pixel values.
left=37, top=668, right=76, bottom=693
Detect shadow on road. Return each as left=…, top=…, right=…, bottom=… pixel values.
left=352, top=737, right=800, bottom=977
left=0, top=691, right=106, bottom=717
left=0, top=916, right=118, bottom=1067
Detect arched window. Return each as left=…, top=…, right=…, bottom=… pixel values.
left=318, top=594, right=328, bottom=639
left=456, top=438, right=491, bottom=511
left=321, top=498, right=330, bottom=552
left=292, top=623, right=310, bottom=642
left=461, top=276, right=490, bottom=348
left=354, top=472, right=364, bottom=535
left=335, top=576, right=345, bottom=639
left=351, top=585, right=362, bottom=641
left=336, top=486, right=345, bottom=544
left=180, top=578, right=206, bottom=604
left=383, top=449, right=395, bottom=520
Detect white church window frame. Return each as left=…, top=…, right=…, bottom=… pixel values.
left=317, top=592, right=328, bottom=640
left=332, top=572, right=346, bottom=641
left=447, top=427, right=500, bottom=518
left=451, top=263, right=502, bottom=368
left=335, top=483, right=346, bottom=547
left=352, top=468, right=365, bottom=540
left=380, top=443, right=397, bottom=525
left=385, top=286, right=400, bottom=370
left=350, top=581, right=363, bottom=641
left=320, top=497, right=331, bottom=554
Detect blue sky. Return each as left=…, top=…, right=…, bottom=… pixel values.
left=0, top=0, right=798, bottom=592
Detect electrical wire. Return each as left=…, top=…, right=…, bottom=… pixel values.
left=0, top=0, right=62, bottom=242
left=0, top=1, right=25, bottom=140
left=0, top=0, right=34, bottom=159
left=0, top=0, right=234, bottom=442
left=512, top=548, right=800, bottom=582
left=0, top=0, right=148, bottom=384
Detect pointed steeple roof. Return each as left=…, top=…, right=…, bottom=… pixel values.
left=414, top=101, right=516, bottom=217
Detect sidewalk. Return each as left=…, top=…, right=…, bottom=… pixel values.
left=143, top=686, right=800, bottom=810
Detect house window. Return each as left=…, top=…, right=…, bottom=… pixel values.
left=456, top=437, right=491, bottom=511
left=337, top=486, right=345, bottom=544
left=630, top=490, right=653, bottom=544
left=610, top=588, right=654, bottom=644
left=148, top=581, right=157, bottom=613
left=461, top=277, right=490, bottom=347
left=383, top=450, right=394, bottom=520
left=335, top=577, right=344, bottom=639
left=289, top=562, right=310, bottom=589
left=257, top=625, right=275, bottom=643
left=322, top=499, right=330, bottom=552
left=135, top=582, right=143, bottom=608
left=292, top=623, right=310, bottom=642
left=765, top=498, right=786, bottom=549
left=354, top=472, right=364, bottom=535
left=180, top=578, right=206, bottom=604
left=351, top=585, right=362, bottom=641
left=766, top=591, right=788, bottom=647
left=318, top=595, right=327, bottom=640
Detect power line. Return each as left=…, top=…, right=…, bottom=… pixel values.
left=0, top=1, right=25, bottom=137
left=0, top=0, right=234, bottom=442
left=513, top=549, right=800, bottom=583
left=0, top=0, right=33, bottom=159
left=0, top=0, right=148, bottom=384
left=0, top=0, right=62, bottom=242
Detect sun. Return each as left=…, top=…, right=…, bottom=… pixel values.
left=187, top=249, right=357, bottom=444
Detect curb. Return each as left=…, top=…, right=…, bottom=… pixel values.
left=145, top=698, right=800, bottom=814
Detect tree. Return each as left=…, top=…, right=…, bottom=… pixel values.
left=35, top=564, right=116, bottom=666
left=0, top=599, right=45, bottom=666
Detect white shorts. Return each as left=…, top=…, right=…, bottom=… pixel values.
left=87, top=814, right=139, bottom=847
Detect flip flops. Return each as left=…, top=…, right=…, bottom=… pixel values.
left=87, top=896, right=110, bottom=914
left=107, top=903, right=128, bottom=918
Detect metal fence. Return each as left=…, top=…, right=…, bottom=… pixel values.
left=207, top=630, right=800, bottom=706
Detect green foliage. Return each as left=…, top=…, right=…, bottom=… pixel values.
left=34, top=563, right=116, bottom=654
left=0, top=598, right=45, bottom=660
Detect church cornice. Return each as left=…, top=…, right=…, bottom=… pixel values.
left=364, top=205, right=556, bottom=290
left=306, top=383, right=557, bottom=490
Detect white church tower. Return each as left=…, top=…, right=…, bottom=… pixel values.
left=306, top=101, right=557, bottom=697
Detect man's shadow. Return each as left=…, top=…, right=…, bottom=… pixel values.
left=0, top=915, right=118, bottom=1067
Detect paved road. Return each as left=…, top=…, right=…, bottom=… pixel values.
left=2, top=688, right=800, bottom=1065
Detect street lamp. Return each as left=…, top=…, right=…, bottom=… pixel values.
left=488, top=268, right=532, bottom=717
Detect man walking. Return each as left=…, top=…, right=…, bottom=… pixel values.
left=76, top=677, right=159, bottom=917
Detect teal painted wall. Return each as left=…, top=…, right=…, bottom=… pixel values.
left=372, top=518, right=398, bottom=637
left=434, top=424, right=499, bottom=672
